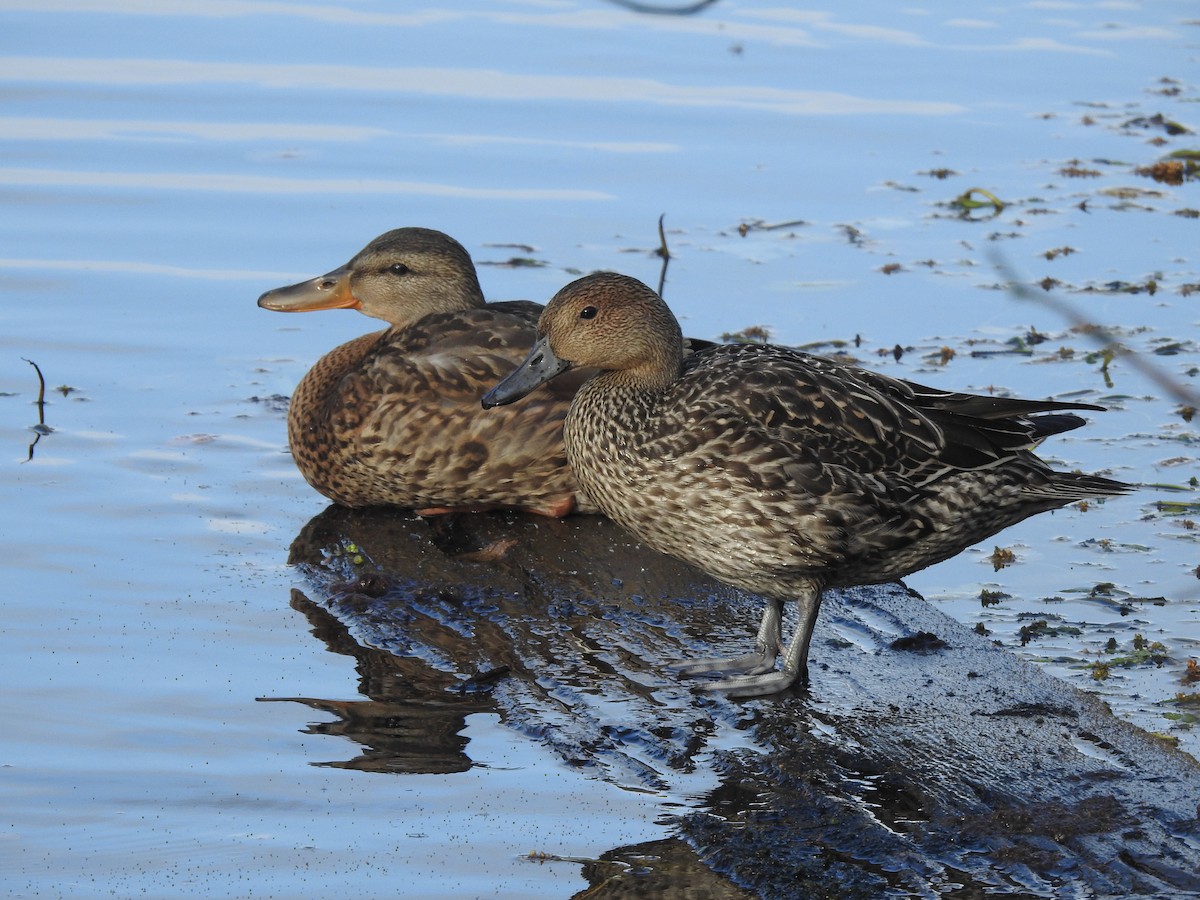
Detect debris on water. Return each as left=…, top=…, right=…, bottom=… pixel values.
left=839, top=224, right=865, bottom=245
left=980, top=589, right=1010, bottom=607
left=247, top=393, right=290, bottom=414
left=1156, top=500, right=1200, bottom=515
left=1098, top=185, right=1162, bottom=200
left=736, top=218, right=808, bottom=236
left=990, top=546, right=1016, bottom=571
left=1094, top=635, right=1170, bottom=672
left=482, top=242, right=537, bottom=254
left=949, top=187, right=1006, bottom=216
left=482, top=256, right=548, bottom=269
left=1018, top=617, right=1081, bottom=646
left=970, top=347, right=1033, bottom=358
left=1136, top=158, right=1200, bottom=185
left=921, top=346, right=955, bottom=365
left=1060, top=163, right=1103, bottom=178
left=1122, top=113, right=1192, bottom=136
left=719, top=324, right=771, bottom=344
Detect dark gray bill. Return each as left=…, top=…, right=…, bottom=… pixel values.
left=481, top=335, right=571, bottom=408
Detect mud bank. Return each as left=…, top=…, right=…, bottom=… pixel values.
left=276, top=507, right=1200, bottom=898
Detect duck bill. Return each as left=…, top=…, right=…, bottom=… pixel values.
left=482, top=335, right=572, bottom=408
left=257, top=264, right=359, bottom=312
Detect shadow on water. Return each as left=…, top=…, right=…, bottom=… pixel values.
left=269, top=506, right=1200, bottom=898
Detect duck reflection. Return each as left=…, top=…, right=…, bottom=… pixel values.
left=265, top=589, right=491, bottom=774
left=270, top=504, right=763, bottom=785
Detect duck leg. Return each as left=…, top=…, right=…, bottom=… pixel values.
left=699, top=586, right=823, bottom=698
left=673, top=598, right=783, bottom=677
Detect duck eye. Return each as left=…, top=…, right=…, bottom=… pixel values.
left=579, top=306, right=598, bottom=320
left=388, top=263, right=410, bottom=276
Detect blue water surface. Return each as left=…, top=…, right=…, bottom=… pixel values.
left=2, top=2, right=1198, bottom=896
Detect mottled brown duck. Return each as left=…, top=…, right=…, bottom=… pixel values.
left=258, top=227, right=597, bottom=516
left=483, top=272, right=1131, bottom=696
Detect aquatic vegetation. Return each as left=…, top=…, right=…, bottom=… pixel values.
left=949, top=187, right=1006, bottom=216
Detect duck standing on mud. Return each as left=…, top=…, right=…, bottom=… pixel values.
left=483, top=272, right=1131, bottom=696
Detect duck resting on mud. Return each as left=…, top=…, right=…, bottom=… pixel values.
left=258, top=227, right=597, bottom=517
left=483, top=272, right=1131, bottom=697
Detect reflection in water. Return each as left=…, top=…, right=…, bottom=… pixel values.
left=0, top=167, right=611, bottom=200
left=0, top=115, right=391, bottom=142
left=275, top=505, right=760, bottom=791
left=0, top=256, right=299, bottom=280
left=0, top=117, right=676, bottom=153
left=261, top=590, right=491, bottom=775
left=268, top=505, right=1200, bottom=897
left=0, top=57, right=964, bottom=117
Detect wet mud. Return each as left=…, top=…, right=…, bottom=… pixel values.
left=278, top=506, right=1200, bottom=898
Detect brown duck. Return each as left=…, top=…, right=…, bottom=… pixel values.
left=484, top=272, right=1131, bottom=696
left=258, top=227, right=597, bottom=516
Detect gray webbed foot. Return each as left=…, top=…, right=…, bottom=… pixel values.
left=671, top=646, right=778, bottom=678
left=697, top=668, right=805, bottom=698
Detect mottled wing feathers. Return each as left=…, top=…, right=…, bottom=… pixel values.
left=674, top=345, right=947, bottom=487
left=674, top=343, right=1097, bottom=489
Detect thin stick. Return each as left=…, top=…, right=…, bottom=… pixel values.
left=21, top=357, right=50, bottom=461
left=22, top=357, right=46, bottom=425
left=656, top=213, right=671, bottom=298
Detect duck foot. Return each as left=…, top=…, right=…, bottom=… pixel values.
left=671, top=649, right=778, bottom=677
left=691, top=594, right=818, bottom=697
left=698, top=669, right=804, bottom=698
left=672, top=597, right=784, bottom=678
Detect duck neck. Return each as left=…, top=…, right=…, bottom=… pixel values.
left=599, top=319, right=685, bottom=394
left=603, top=360, right=680, bottom=395
left=385, top=279, right=485, bottom=329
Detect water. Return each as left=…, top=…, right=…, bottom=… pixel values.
left=2, top=2, right=1198, bottom=896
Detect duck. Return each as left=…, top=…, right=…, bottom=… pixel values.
left=257, top=227, right=599, bottom=516
left=483, top=271, right=1132, bottom=696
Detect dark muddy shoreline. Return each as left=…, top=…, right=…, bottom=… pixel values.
left=278, top=506, right=1200, bottom=898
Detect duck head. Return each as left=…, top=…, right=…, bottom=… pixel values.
left=257, top=227, right=486, bottom=328
left=482, top=271, right=683, bottom=408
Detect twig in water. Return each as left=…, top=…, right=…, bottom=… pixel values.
left=23, top=357, right=46, bottom=422
left=21, top=357, right=51, bottom=461
left=655, top=213, right=671, bottom=298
